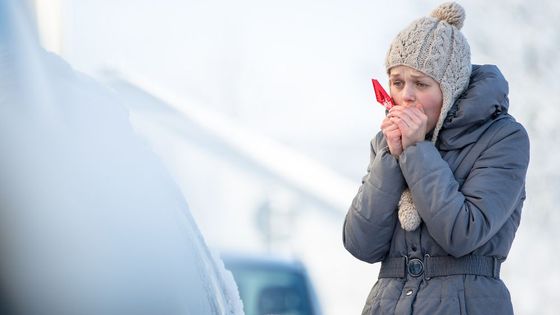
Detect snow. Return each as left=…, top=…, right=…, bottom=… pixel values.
left=21, top=0, right=560, bottom=314
left=0, top=2, right=242, bottom=314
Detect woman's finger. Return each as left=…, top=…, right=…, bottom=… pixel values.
left=381, top=117, right=399, bottom=130
left=392, top=107, right=425, bottom=130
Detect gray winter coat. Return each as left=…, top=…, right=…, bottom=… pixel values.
left=343, top=65, right=529, bottom=315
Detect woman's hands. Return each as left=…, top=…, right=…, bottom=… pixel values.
left=381, top=116, right=403, bottom=157
left=382, top=104, right=429, bottom=156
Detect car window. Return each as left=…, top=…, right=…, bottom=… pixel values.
left=227, top=264, right=314, bottom=315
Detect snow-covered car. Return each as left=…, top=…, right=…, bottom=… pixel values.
left=0, top=2, right=242, bottom=314
left=222, top=253, right=322, bottom=315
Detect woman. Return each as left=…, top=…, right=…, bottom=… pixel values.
left=343, top=2, right=529, bottom=314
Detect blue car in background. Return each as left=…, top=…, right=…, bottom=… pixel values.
left=222, top=253, right=322, bottom=315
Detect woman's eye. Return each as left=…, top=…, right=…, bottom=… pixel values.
left=416, top=82, right=428, bottom=88
left=392, top=81, right=403, bottom=88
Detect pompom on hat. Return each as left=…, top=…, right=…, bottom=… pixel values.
left=386, top=2, right=472, bottom=232
left=386, top=1, right=471, bottom=144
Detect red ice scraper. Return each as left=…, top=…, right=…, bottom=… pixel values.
left=372, top=79, right=395, bottom=110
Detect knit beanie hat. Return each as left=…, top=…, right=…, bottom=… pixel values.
left=386, top=2, right=472, bottom=231
left=386, top=1, right=471, bottom=144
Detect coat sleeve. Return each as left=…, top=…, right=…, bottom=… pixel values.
left=398, top=121, right=530, bottom=258
left=343, top=132, right=406, bottom=263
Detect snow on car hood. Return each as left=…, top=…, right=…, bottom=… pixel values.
left=0, top=2, right=242, bottom=314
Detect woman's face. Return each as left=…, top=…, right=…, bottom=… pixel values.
left=388, top=65, right=443, bottom=132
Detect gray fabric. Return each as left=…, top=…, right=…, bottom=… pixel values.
left=343, top=65, right=529, bottom=315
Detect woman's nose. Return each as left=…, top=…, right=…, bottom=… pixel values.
left=401, top=86, right=415, bottom=106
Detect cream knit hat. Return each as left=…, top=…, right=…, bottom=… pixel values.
left=386, top=1, right=471, bottom=143
left=386, top=2, right=472, bottom=231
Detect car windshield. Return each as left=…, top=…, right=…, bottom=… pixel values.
left=227, top=264, right=314, bottom=315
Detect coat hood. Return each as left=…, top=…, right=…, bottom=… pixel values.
left=438, top=64, right=509, bottom=150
